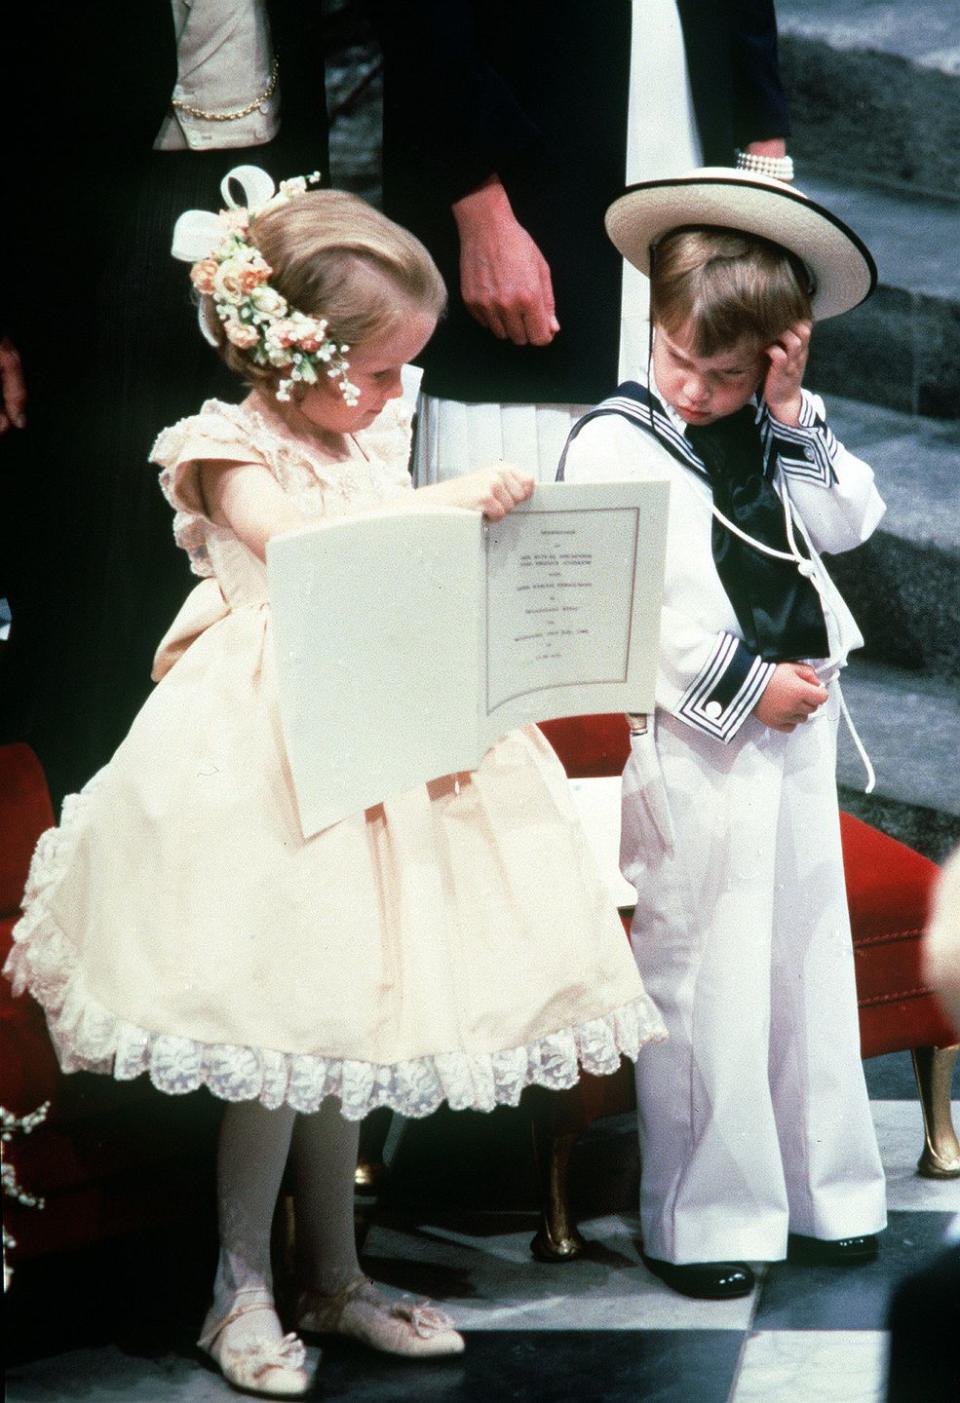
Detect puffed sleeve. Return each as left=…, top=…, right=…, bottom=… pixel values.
left=150, top=402, right=270, bottom=576
left=768, top=390, right=886, bottom=554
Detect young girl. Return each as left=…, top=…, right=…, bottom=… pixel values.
left=561, top=169, right=889, bottom=1300
left=5, top=168, right=663, bottom=1396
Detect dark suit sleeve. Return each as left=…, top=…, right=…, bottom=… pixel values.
left=267, top=0, right=330, bottom=176
left=368, top=0, right=543, bottom=205
left=725, top=0, right=791, bottom=143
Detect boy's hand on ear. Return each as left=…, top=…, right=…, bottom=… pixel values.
left=753, top=661, right=828, bottom=732
left=763, top=320, right=812, bottom=427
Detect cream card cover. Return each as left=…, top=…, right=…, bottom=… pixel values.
left=267, top=480, right=669, bottom=836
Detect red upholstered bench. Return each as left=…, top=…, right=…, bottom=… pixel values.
left=0, top=744, right=219, bottom=1267
left=529, top=715, right=960, bottom=1261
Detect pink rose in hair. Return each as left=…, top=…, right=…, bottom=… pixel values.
left=249, top=286, right=288, bottom=319
left=224, top=320, right=260, bottom=350
left=213, top=260, right=249, bottom=303
left=266, top=319, right=300, bottom=349
left=297, top=321, right=330, bottom=353
left=239, top=264, right=271, bottom=293
left=190, top=259, right=219, bottom=295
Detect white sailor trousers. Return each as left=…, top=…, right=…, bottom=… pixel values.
left=623, top=689, right=887, bottom=1264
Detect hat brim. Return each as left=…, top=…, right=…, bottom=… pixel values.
left=605, top=169, right=877, bottom=321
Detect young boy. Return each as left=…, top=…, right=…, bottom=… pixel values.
left=560, top=169, right=888, bottom=1299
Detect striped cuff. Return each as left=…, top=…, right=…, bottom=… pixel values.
left=770, top=394, right=837, bottom=487
left=676, top=633, right=776, bottom=742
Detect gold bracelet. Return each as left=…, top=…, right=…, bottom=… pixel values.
left=172, top=58, right=279, bottom=122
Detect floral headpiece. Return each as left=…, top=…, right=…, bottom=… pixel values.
left=171, top=165, right=359, bottom=405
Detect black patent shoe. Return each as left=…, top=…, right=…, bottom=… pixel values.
left=787, top=1233, right=880, bottom=1265
left=642, top=1254, right=756, bottom=1299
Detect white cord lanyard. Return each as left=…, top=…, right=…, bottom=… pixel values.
left=703, top=480, right=876, bottom=793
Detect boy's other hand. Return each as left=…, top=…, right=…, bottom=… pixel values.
left=753, top=661, right=828, bottom=731
left=763, top=320, right=812, bottom=427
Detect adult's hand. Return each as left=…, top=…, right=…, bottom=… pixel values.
left=745, top=137, right=787, bottom=160
left=0, top=337, right=26, bottom=434
left=452, top=176, right=560, bottom=347
left=743, top=137, right=793, bottom=180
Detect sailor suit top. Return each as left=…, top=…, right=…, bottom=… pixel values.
left=560, top=377, right=886, bottom=744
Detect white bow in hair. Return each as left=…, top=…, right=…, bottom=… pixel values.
left=171, top=165, right=317, bottom=263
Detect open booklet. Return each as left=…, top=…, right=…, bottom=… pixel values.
left=267, top=479, right=669, bottom=837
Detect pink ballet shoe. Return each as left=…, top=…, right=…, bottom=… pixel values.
left=199, top=1300, right=312, bottom=1398
left=295, top=1276, right=465, bottom=1358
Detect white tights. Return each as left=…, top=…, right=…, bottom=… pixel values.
left=205, top=1096, right=361, bottom=1347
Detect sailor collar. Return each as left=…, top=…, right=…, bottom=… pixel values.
left=557, top=376, right=780, bottom=486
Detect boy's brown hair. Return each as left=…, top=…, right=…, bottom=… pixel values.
left=650, top=227, right=813, bottom=356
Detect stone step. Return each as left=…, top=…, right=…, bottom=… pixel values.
left=825, top=397, right=959, bottom=556
left=837, top=657, right=960, bottom=864
left=821, top=395, right=960, bottom=682
left=768, top=4, right=960, bottom=418
left=777, top=0, right=960, bottom=196
left=798, top=174, right=960, bottom=419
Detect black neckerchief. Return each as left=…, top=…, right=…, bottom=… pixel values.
left=684, top=405, right=828, bottom=661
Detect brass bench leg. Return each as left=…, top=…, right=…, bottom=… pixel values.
left=912, top=1045, right=960, bottom=1178
left=529, top=1113, right=586, bottom=1262
left=272, top=1192, right=298, bottom=1316
left=354, top=1107, right=394, bottom=1250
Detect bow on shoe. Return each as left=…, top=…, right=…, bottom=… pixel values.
left=235, top=1331, right=308, bottom=1382
left=394, top=1298, right=459, bottom=1340
left=206, top=1328, right=311, bottom=1398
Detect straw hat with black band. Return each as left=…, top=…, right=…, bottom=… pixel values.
left=605, top=167, right=877, bottom=321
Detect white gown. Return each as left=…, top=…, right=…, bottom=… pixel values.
left=5, top=392, right=665, bottom=1122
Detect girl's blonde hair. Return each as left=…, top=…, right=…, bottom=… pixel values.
left=650, top=227, right=813, bottom=357
left=211, top=190, right=447, bottom=388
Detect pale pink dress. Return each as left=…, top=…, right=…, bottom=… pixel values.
left=5, top=392, right=664, bottom=1120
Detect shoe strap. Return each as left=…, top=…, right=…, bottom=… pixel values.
left=307, top=1279, right=457, bottom=1341
left=301, top=1275, right=457, bottom=1341
left=199, top=1296, right=287, bottom=1352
